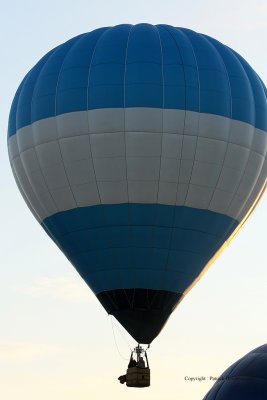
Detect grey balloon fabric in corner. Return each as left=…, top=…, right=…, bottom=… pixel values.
left=203, top=344, right=267, bottom=399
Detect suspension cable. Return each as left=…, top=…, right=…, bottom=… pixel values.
left=115, top=319, right=133, bottom=351
left=109, top=316, right=131, bottom=361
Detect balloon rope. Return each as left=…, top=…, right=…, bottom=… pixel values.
left=110, top=316, right=130, bottom=361
left=115, top=320, right=133, bottom=351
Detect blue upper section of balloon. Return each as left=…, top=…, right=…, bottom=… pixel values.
left=8, top=24, right=267, bottom=136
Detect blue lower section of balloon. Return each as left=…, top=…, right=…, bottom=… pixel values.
left=42, top=204, right=238, bottom=294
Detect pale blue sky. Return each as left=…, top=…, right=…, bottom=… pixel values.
left=1, top=1, right=266, bottom=399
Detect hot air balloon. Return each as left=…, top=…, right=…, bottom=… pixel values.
left=7, top=24, right=267, bottom=384
left=203, top=344, right=267, bottom=399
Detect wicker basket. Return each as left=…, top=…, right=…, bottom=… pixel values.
left=126, top=367, right=150, bottom=388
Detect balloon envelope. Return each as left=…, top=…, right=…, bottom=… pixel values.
left=8, top=24, right=267, bottom=343
left=203, top=344, right=267, bottom=399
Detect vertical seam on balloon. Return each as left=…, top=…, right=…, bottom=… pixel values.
left=245, top=170, right=267, bottom=216
left=17, top=128, right=55, bottom=219
left=17, top=147, right=48, bottom=220
left=86, top=27, right=122, bottom=292
left=160, top=26, right=197, bottom=275
left=24, top=153, right=58, bottom=219
left=234, top=147, right=264, bottom=219
left=123, top=24, right=134, bottom=281
left=15, top=49, right=56, bottom=134
left=8, top=127, right=40, bottom=219
left=123, top=25, right=133, bottom=202
left=180, top=30, right=203, bottom=206
left=231, top=69, right=267, bottom=223
left=202, top=41, right=242, bottom=242
left=159, top=25, right=187, bottom=189
left=54, top=34, right=90, bottom=209
left=10, top=150, right=43, bottom=222
left=29, top=47, right=59, bottom=123
left=236, top=158, right=267, bottom=224
left=9, top=73, right=28, bottom=136
left=86, top=28, right=111, bottom=206
left=224, top=49, right=258, bottom=219
left=13, top=50, right=58, bottom=220
left=154, top=24, right=165, bottom=203
left=201, top=35, right=233, bottom=213
left=153, top=25, right=165, bottom=281
left=29, top=46, right=63, bottom=215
